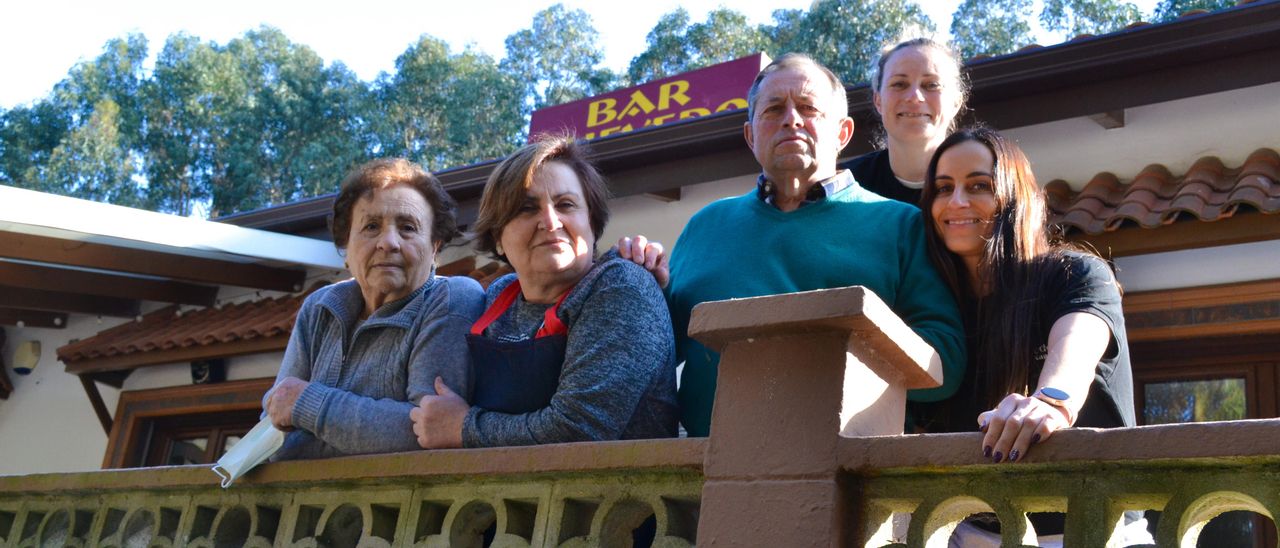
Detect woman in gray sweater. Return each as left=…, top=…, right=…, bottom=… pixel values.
left=264, top=159, right=484, bottom=459
left=411, top=135, right=678, bottom=448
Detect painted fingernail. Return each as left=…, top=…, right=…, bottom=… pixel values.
left=1009, top=449, right=1020, bottom=462
left=1032, top=434, right=1041, bottom=445
left=980, top=421, right=989, bottom=433
left=992, top=451, right=1003, bottom=463
left=983, top=445, right=992, bottom=458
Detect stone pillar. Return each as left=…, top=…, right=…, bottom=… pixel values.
left=690, top=286, right=942, bottom=546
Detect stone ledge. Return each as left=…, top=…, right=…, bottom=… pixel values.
left=0, top=437, right=707, bottom=495
left=839, top=418, right=1280, bottom=471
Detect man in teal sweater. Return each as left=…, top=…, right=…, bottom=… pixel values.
left=666, top=54, right=966, bottom=437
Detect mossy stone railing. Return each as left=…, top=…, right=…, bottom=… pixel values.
left=3, top=286, right=1279, bottom=547
left=0, top=439, right=705, bottom=547
left=850, top=420, right=1280, bottom=546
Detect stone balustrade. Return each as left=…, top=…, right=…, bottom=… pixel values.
left=849, top=420, right=1280, bottom=546
left=3, top=285, right=1279, bottom=547
left=0, top=439, right=705, bottom=547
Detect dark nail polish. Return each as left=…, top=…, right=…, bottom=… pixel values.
left=1009, top=449, right=1020, bottom=462
left=993, top=451, right=1003, bottom=463
left=980, top=421, right=989, bottom=433
left=1032, top=434, right=1041, bottom=444
left=983, top=445, right=992, bottom=458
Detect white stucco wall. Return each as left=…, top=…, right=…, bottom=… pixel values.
left=598, top=174, right=757, bottom=255
left=0, top=269, right=336, bottom=476
left=0, top=318, right=125, bottom=475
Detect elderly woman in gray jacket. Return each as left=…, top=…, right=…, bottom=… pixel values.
left=264, top=159, right=484, bottom=459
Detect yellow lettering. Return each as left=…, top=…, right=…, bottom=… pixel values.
left=585, top=132, right=596, bottom=139
left=716, top=98, right=748, bottom=112
left=587, top=98, right=618, bottom=127
left=658, top=80, right=692, bottom=110
left=620, top=91, right=657, bottom=120
left=679, top=107, right=711, bottom=119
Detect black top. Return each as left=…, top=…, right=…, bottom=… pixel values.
left=839, top=148, right=923, bottom=207
left=912, top=252, right=1136, bottom=433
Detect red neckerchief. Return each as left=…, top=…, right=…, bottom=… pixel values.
left=470, top=279, right=569, bottom=337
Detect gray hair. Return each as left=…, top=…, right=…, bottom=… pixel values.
left=746, top=53, right=848, bottom=123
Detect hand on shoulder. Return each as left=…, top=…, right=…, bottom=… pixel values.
left=616, top=235, right=669, bottom=289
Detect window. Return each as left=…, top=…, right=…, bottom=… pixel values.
left=1131, top=334, right=1279, bottom=548
left=142, top=409, right=261, bottom=467
left=103, top=378, right=274, bottom=469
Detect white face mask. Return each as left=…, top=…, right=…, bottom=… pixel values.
left=211, top=418, right=285, bottom=488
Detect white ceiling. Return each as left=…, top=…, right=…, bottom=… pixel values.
left=1005, top=81, right=1280, bottom=189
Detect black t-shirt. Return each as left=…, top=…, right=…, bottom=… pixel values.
left=912, top=252, right=1136, bottom=433
left=839, top=149, right=923, bottom=207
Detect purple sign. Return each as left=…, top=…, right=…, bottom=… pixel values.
left=529, top=53, right=770, bottom=141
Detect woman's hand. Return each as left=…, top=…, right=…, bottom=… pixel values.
left=616, top=235, right=669, bottom=288
left=411, top=377, right=468, bottom=449
left=265, top=377, right=309, bottom=431
left=978, top=392, right=1072, bottom=463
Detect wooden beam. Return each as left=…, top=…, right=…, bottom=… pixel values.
left=1125, top=279, right=1280, bottom=313
left=1066, top=212, right=1280, bottom=258
left=0, top=260, right=218, bottom=306
left=0, top=329, right=7, bottom=399
left=80, top=375, right=114, bottom=435
left=0, top=308, right=67, bottom=328
left=644, top=189, right=682, bottom=202
left=63, top=335, right=289, bottom=376
left=1088, top=109, right=1125, bottom=129
left=0, top=286, right=140, bottom=317
left=0, top=232, right=306, bottom=292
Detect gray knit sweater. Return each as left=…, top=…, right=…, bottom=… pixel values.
left=462, top=251, right=679, bottom=447
left=270, top=274, right=484, bottom=460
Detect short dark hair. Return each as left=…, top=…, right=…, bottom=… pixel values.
left=473, top=134, right=611, bottom=263
left=329, top=158, right=460, bottom=251
left=746, top=53, right=847, bottom=123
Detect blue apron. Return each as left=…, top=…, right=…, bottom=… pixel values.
left=467, top=280, right=569, bottom=414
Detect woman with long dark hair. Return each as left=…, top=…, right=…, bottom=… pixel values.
left=920, top=126, right=1135, bottom=458
left=919, top=126, right=1150, bottom=544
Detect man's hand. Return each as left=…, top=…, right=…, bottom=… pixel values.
left=410, top=377, right=468, bottom=449
left=265, top=377, right=309, bottom=431
left=617, top=235, right=670, bottom=288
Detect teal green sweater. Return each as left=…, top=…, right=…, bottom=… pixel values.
left=667, top=177, right=966, bottom=436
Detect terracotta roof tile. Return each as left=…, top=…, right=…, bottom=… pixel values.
left=57, top=283, right=325, bottom=365
left=1049, top=148, right=1280, bottom=234
left=57, top=256, right=517, bottom=366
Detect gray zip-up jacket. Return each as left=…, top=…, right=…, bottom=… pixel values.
left=270, top=274, right=484, bottom=460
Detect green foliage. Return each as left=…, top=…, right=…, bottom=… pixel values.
left=5, top=1, right=1207, bottom=218
left=501, top=4, right=618, bottom=110
left=950, top=0, right=1035, bottom=59
left=0, top=101, right=72, bottom=188
left=40, top=99, right=142, bottom=207
left=1152, top=0, right=1235, bottom=22
left=626, top=8, right=771, bottom=84
left=771, top=0, right=935, bottom=85
left=138, top=28, right=375, bottom=216
left=1143, top=378, right=1246, bottom=425
left=377, top=37, right=524, bottom=171
left=1040, top=0, right=1142, bottom=36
